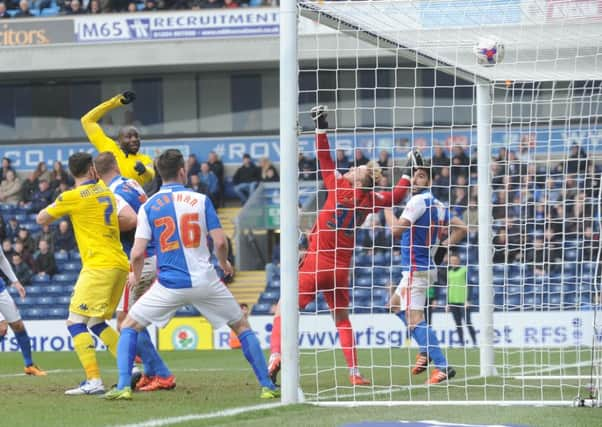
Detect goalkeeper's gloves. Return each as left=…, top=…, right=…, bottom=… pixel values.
left=310, top=105, right=329, bottom=130
left=134, top=161, right=146, bottom=176
left=120, top=91, right=136, bottom=105
left=401, top=148, right=424, bottom=179
left=433, top=246, right=448, bottom=265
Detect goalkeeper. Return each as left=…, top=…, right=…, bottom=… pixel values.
left=387, top=162, right=466, bottom=384
left=268, top=106, right=416, bottom=386
left=81, top=92, right=155, bottom=188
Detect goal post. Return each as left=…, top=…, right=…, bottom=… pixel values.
left=280, top=0, right=602, bottom=406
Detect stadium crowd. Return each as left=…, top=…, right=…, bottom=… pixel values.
left=1, top=137, right=598, bottom=317
left=0, top=0, right=276, bottom=18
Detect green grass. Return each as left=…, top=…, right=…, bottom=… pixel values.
left=0, top=349, right=598, bottom=427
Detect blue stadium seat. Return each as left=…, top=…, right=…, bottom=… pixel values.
left=352, top=287, right=371, bottom=299
left=21, top=222, right=41, bottom=234
left=25, top=286, right=44, bottom=296
left=53, top=272, right=78, bottom=283
left=355, top=276, right=371, bottom=287
left=61, top=262, right=81, bottom=272
left=69, top=250, right=81, bottom=261
left=354, top=253, right=371, bottom=267
left=37, top=296, right=56, bottom=305
left=23, top=308, right=48, bottom=319
left=54, top=251, right=69, bottom=262
left=45, top=285, right=63, bottom=295
left=32, top=274, right=51, bottom=285
left=175, top=306, right=200, bottom=316
left=14, top=214, right=28, bottom=222
left=301, top=301, right=316, bottom=313
left=48, top=307, right=68, bottom=318
left=251, top=302, right=272, bottom=315
left=57, top=295, right=71, bottom=305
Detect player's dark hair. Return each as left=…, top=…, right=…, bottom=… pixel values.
left=156, top=149, right=185, bottom=181
left=94, top=151, right=119, bottom=176
left=68, top=152, right=93, bottom=178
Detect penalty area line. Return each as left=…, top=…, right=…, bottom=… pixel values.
left=110, top=402, right=284, bottom=427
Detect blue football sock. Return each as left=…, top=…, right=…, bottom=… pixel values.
left=117, top=328, right=138, bottom=390
left=15, top=330, right=33, bottom=367
left=412, top=320, right=447, bottom=369
left=136, top=328, right=171, bottom=378
left=395, top=311, right=407, bottom=326
left=239, top=329, right=274, bottom=389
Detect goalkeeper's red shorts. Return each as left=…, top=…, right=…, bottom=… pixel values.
left=298, top=253, right=350, bottom=310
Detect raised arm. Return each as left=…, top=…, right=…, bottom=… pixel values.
left=80, top=92, right=135, bottom=153
left=312, top=106, right=336, bottom=189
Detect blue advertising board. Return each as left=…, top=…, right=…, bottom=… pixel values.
left=1, top=125, right=601, bottom=170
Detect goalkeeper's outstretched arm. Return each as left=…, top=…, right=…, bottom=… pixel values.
left=80, top=92, right=132, bottom=153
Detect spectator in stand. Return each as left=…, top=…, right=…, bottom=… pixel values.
left=199, top=0, right=223, bottom=8
left=21, top=168, right=43, bottom=208
left=207, top=151, right=224, bottom=207
left=87, top=0, right=100, bottom=13
left=14, top=0, right=33, bottom=17
left=377, top=150, right=392, bottom=183
left=565, top=143, right=588, bottom=175
left=53, top=220, right=76, bottom=253
left=33, top=0, right=52, bottom=12
left=0, top=217, right=6, bottom=243
left=33, top=240, right=57, bottom=277
left=65, top=0, right=85, bottom=14
left=15, top=228, right=35, bottom=255
left=335, top=149, right=350, bottom=175
left=188, top=174, right=206, bottom=194
left=353, top=148, right=369, bottom=167
left=0, top=170, right=23, bottom=205
left=0, top=2, right=11, bottom=18
left=52, top=181, right=70, bottom=203
left=298, top=152, right=317, bottom=181
left=199, top=162, right=220, bottom=207
left=35, top=223, right=54, bottom=252
left=186, top=154, right=201, bottom=184
left=13, top=240, right=34, bottom=270
left=451, top=145, right=469, bottom=183
left=431, top=145, right=449, bottom=178
left=0, top=157, right=15, bottom=182
left=223, top=0, right=238, bottom=7
left=5, top=217, right=19, bottom=242
left=30, top=179, right=53, bottom=212
left=49, top=161, right=69, bottom=189
left=11, top=254, right=32, bottom=287
left=450, top=185, right=468, bottom=217
left=127, top=1, right=136, bottom=12
left=432, top=166, right=451, bottom=202
left=142, top=0, right=157, bottom=11
left=2, top=239, right=14, bottom=260
left=232, top=153, right=260, bottom=205
left=260, top=157, right=279, bottom=183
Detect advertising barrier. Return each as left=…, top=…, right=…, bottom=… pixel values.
left=0, top=125, right=601, bottom=170
left=0, top=19, right=74, bottom=46
left=74, top=9, right=278, bottom=43
left=0, top=320, right=156, bottom=352
left=0, top=312, right=596, bottom=353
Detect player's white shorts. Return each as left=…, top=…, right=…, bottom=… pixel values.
left=0, top=289, right=21, bottom=323
left=117, top=256, right=156, bottom=313
left=394, top=270, right=437, bottom=312
left=129, top=279, right=243, bottom=329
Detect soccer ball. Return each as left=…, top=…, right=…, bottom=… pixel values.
left=473, top=38, right=504, bottom=66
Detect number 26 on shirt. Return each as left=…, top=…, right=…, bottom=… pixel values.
left=154, top=213, right=201, bottom=253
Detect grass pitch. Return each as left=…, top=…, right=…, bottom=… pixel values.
left=0, top=349, right=598, bottom=427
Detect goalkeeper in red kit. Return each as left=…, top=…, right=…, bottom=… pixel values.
left=268, top=106, right=420, bottom=386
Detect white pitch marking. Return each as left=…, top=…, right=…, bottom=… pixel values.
left=110, top=402, right=284, bottom=427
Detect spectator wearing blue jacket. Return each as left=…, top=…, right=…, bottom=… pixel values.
left=199, top=162, right=219, bottom=208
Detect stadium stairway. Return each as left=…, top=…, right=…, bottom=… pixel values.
left=217, top=207, right=239, bottom=250
left=228, top=270, right=266, bottom=307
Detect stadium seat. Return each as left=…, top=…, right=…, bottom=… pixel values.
left=45, top=285, right=63, bottom=295
left=53, top=272, right=78, bottom=283
left=352, top=287, right=372, bottom=299
left=37, top=296, right=56, bottom=305
left=69, top=250, right=82, bottom=261
left=25, top=286, right=44, bottom=296
left=251, top=303, right=272, bottom=315
left=61, top=262, right=81, bottom=272
left=54, top=251, right=69, bottom=262
left=57, top=295, right=71, bottom=305
left=48, top=307, right=68, bottom=318
left=32, top=274, right=51, bottom=285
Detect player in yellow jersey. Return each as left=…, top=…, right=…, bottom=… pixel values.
left=81, top=91, right=155, bottom=188
left=36, top=152, right=137, bottom=396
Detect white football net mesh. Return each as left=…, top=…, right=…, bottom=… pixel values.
left=294, top=0, right=602, bottom=404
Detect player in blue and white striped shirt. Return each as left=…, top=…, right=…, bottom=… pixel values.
left=388, top=161, right=466, bottom=384
left=104, top=149, right=279, bottom=400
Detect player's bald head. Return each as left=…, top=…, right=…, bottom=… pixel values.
left=94, top=152, right=120, bottom=176
left=68, top=152, right=94, bottom=178
left=156, top=149, right=185, bottom=182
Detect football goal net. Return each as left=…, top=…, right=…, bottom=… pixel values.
left=278, top=0, right=602, bottom=406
